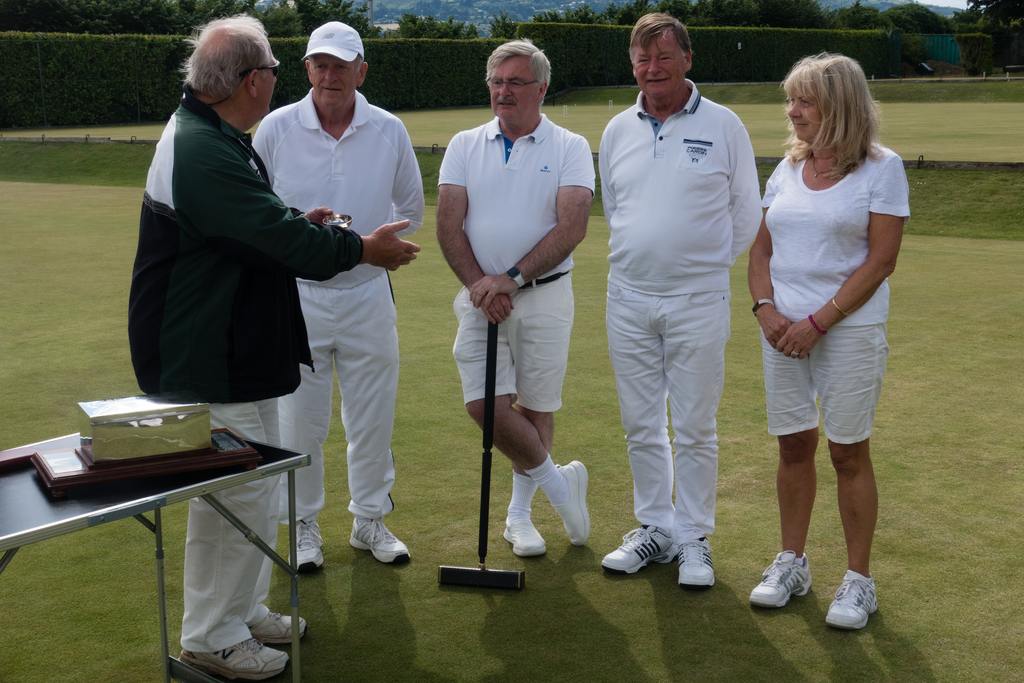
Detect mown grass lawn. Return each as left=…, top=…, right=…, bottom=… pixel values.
left=0, top=132, right=1022, bottom=680
left=4, top=79, right=1023, bottom=162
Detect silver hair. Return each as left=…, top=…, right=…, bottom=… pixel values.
left=486, top=39, right=551, bottom=85
left=183, top=14, right=273, bottom=101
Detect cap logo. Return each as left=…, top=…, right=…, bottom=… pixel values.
left=325, top=33, right=335, bottom=38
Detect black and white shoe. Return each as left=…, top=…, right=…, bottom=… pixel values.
left=677, top=537, right=715, bottom=588
left=601, top=526, right=675, bottom=574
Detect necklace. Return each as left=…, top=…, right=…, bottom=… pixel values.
left=809, top=153, right=833, bottom=178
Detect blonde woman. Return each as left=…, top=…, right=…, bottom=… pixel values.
left=746, top=53, right=909, bottom=630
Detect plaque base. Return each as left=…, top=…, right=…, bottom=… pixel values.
left=29, top=428, right=260, bottom=499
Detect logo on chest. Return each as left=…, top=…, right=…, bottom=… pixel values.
left=683, top=138, right=713, bottom=165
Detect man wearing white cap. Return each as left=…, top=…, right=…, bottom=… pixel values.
left=253, top=21, right=423, bottom=570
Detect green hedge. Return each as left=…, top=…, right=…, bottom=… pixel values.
left=517, top=23, right=901, bottom=90
left=266, top=37, right=502, bottom=112
left=955, top=33, right=994, bottom=76
left=0, top=32, right=188, bottom=128
left=0, top=32, right=501, bottom=128
left=1, top=27, right=899, bottom=129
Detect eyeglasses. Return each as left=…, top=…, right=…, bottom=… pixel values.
left=239, top=62, right=280, bottom=79
left=486, top=78, right=539, bottom=90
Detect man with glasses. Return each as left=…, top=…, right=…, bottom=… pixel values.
left=437, top=40, right=594, bottom=557
left=598, top=13, right=760, bottom=587
left=253, top=21, right=423, bottom=573
left=129, top=15, right=419, bottom=680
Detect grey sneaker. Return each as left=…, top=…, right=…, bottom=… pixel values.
left=826, top=570, right=877, bottom=630
left=350, top=518, right=410, bottom=564
left=180, top=638, right=287, bottom=680
left=503, top=518, right=546, bottom=557
left=553, top=461, right=590, bottom=546
left=248, top=610, right=307, bottom=644
left=677, top=537, right=715, bottom=588
left=750, top=550, right=812, bottom=608
left=602, top=526, right=675, bottom=574
left=296, top=519, right=324, bottom=572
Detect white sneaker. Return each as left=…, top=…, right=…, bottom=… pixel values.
left=553, top=461, right=590, bottom=545
left=350, top=518, right=410, bottom=564
left=503, top=518, right=546, bottom=557
left=749, top=551, right=812, bottom=608
left=296, top=519, right=324, bottom=572
left=601, top=526, right=675, bottom=574
left=181, top=638, right=287, bottom=680
left=677, top=537, right=715, bottom=588
left=826, top=570, right=877, bottom=630
left=248, top=610, right=307, bottom=644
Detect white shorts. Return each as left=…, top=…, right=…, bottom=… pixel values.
left=761, top=323, right=889, bottom=444
left=453, top=274, right=573, bottom=412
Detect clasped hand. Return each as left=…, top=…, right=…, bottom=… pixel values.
left=469, top=275, right=516, bottom=324
left=757, top=308, right=821, bottom=360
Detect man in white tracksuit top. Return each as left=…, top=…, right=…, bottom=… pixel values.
left=253, top=21, right=424, bottom=569
left=598, top=13, right=761, bottom=587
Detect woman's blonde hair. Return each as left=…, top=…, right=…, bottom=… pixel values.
left=782, top=53, right=880, bottom=179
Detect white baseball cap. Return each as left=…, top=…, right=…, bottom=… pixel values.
left=304, top=22, right=364, bottom=62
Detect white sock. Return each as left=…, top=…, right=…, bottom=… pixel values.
left=526, top=455, right=568, bottom=507
left=507, top=472, right=537, bottom=522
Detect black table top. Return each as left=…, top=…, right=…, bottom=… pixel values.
left=0, top=434, right=307, bottom=549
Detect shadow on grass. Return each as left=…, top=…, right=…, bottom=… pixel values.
left=748, top=586, right=937, bottom=680
left=476, top=546, right=656, bottom=681
left=286, top=554, right=454, bottom=682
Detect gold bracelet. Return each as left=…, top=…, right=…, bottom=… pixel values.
left=831, top=297, right=850, bottom=317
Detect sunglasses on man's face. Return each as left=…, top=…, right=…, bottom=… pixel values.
left=239, top=63, right=279, bottom=80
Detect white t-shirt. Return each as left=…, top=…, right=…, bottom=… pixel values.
left=763, top=146, right=910, bottom=326
left=253, top=90, right=424, bottom=289
left=438, top=115, right=595, bottom=277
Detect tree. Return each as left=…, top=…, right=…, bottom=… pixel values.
left=967, top=0, right=1024, bottom=24
left=690, top=0, right=760, bottom=26
left=831, top=1, right=891, bottom=31
left=532, top=6, right=603, bottom=24
left=176, top=0, right=256, bottom=34
left=489, top=11, right=517, bottom=38
left=292, top=0, right=378, bottom=38
left=656, top=0, right=694, bottom=23
left=259, top=1, right=305, bottom=37
left=396, top=14, right=478, bottom=39
left=759, top=0, right=828, bottom=28
left=602, top=0, right=654, bottom=26
left=883, top=4, right=954, bottom=34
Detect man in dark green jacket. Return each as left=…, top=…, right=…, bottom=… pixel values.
left=128, top=14, right=419, bottom=681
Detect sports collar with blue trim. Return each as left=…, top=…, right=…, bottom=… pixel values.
left=636, top=81, right=702, bottom=122
left=485, top=113, right=552, bottom=144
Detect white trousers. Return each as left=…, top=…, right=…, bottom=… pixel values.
left=278, top=275, right=398, bottom=522
left=181, top=399, right=281, bottom=652
left=606, top=284, right=731, bottom=543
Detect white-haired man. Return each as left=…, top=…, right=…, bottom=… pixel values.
left=129, top=15, right=418, bottom=680
left=599, top=13, right=761, bottom=587
left=253, top=21, right=423, bottom=571
left=437, top=40, right=594, bottom=556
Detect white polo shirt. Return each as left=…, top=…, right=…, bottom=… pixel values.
left=253, top=90, right=424, bottom=289
left=438, top=114, right=595, bottom=277
left=600, top=84, right=761, bottom=296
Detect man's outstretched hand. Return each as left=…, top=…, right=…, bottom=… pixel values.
left=360, top=220, right=420, bottom=271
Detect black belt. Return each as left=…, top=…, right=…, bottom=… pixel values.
left=520, top=271, right=569, bottom=289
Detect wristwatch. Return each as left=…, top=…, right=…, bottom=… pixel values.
left=752, top=298, right=774, bottom=315
left=506, top=266, right=526, bottom=288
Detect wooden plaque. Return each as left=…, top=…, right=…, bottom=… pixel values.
left=30, top=428, right=261, bottom=499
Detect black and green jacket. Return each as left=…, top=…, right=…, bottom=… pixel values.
left=128, top=90, right=364, bottom=403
